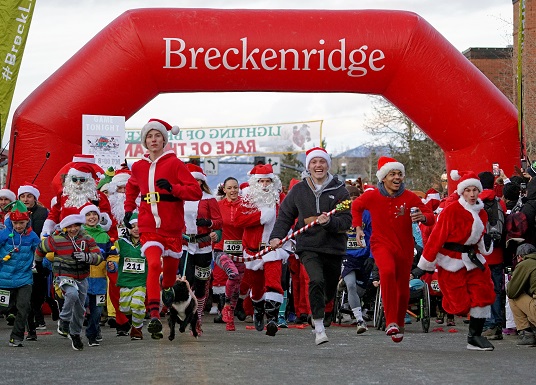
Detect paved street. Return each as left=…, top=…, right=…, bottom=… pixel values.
left=0, top=314, right=532, bottom=385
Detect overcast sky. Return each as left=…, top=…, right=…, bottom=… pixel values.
left=7, top=0, right=514, bottom=155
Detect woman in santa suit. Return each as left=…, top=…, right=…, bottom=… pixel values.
left=212, top=177, right=246, bottom=331
left=180, top=164, right=223, bottom=336
left=417, top=170, right=496, bottom=351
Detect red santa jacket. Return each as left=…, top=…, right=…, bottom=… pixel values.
left=419, top=195, right=492, bottom=273
left=182, top=192, right=223, bottom=252
left=124, top=151, right=202, bottom=238
left=214, top=197, right=245, bottom=252
left=351, top=188, right=435, bottom=260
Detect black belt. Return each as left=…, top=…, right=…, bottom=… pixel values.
left=443, top=242, right=485, bottom=271
left=142, top=192, right=180, bottom=203
left=183, top=233, right=211, bottom=243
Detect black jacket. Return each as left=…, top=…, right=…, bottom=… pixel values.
left=29, top=204, right=48, bottom=237
left=270, top=175, right=351, bottom=255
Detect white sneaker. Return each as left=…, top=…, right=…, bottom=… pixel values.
left=314, top=330, right=329, bottom=345
left=209, top=305, right=218, bottom=315
left=356, top=320, right=368, bottom=334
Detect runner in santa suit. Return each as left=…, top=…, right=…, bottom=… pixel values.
left=123, top=119, right=202, bottom=339
left=234, top=164, right=293, bottom=337
left=351, top=156, right=435, bottom=343
left=416, top=170, right=496, bottom=351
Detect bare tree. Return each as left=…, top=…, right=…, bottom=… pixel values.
left=364, top=96, right=445, bottom=191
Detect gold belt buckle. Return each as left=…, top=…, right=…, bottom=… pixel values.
left=144, top=191, right=160, bottom=204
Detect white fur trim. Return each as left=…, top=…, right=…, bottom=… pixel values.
left=264, top=291, right=284, bottom=303
left=41, top=219, right=57, bottom=237
left=72, top=155, right=95, bottom=163
left=436, top=253, right=465, bottom=272
left=260, top=206, right=276, bottom=225
left=450, top=170, right=461, bottom=181
left=305, top=149, right=331, bottom=169
left=190, top=171, right=207, bottom=182
left=0, top=189, right=16, bottom=202
left=111, top=173, right=130, bottom=186
left=212, top=286, right=226, bottom=295
left=163, top=249, right=182, bottom=259
left=141, top=121, right=170, bottom=149
left=470, top=305, right=491, bottom=319
left=456, top=178, right=482, bottom=195
left=376, top=161, right=405, bottom=181
left=59, top=214, right=85, bottom=229
left=141, top=241, right=164, bottom=255
left=250, top=173, right=274, bottom=179
left=100, top=212, right=112, bottom=232
left=17, top=185, right=40, bottom=200
left=461, top=251, right=487, bottom=272
left=67, top=168, right=92, bottom=179
left=80, top=204, right=101, bottom=220
left=417, top=257, right=436, bottom=272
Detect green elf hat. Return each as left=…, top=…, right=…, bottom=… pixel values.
left=7, top=200, right=30, bottom=221
left=97, top=166, right=115, bottom=191
left=129, top=212, right=138, bottom=226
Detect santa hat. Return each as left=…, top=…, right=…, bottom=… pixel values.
left=8, top=200, right=29, bottom=221
left=450, top=170, right=483, bottom=195
left=376, top=156, right=405, bottom=181
left=305, top=147, right=331, bottom=169
left=425, top=188, right=441, bottom=202
left=140, top=118, right=180, bottom=149
left=59, top=206, right=85, bottom=229
left=80, top=204, right=101, bottom=221
left=362, top=183, right=376, bottom=192
left=239, top=182, right=249, bottom=190
left=288, top=178, right=301, bottom=191
left=0, top=187, right=16, bottom=202
left=111, top=169, right=131, bottom=187
left=187, top=163, right=207, bottom=182
left=97, top=167, right=115, bottom=190
left=67, top=154, right=104, bottom=180
left=248, top=163, right=274, bottom=179
left=17, top=182, right=40, bottom=201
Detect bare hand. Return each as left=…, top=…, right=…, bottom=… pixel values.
left=410, top=208, right=426, bottom=223
left=354, top=226, right=365, bottom=247
left=209, top=231, right=218, bottom=242
left=372, top=280, right=380, bottom=287
left=317, top=213, right=330, bottom=225
left=269, top=238, right=282, bottom=249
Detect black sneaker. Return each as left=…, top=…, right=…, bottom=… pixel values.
left=8, top=338, right=23, bottom=347
left=26, top=332, right=37, bottom=341
left=6, top=314, right=15, bottom=326
left=57, top=320, right=69, bottom=337
left=467, top=336, right=494, bottom=351
left=69, top=334, right=84, bottom=351
left=87, top=337, right=100, bottom=347
left=116, top=330, right=129, bottom=337
left=96, top=333, right=103, bottom=342
left=151, top=331, right=164, bottom=340
left=147, top=318, right=163, bottom=334
left=266, top=320, right=278, bottom=336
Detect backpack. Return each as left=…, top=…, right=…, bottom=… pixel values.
left=483, top=197, right=505, bottom=246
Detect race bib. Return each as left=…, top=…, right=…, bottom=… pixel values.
left=194, top=265, right=211, bottom=280
left=122, top=258, right=145, bottom=274
left=223, top=240, right=243, bottom=254
left=431, top=280, right=441, bottom=292
left=97, top=294, right=106, bottom=307
left=0, top=289, right=10, bottom=307
left=347, top=236, right=365, bottom=249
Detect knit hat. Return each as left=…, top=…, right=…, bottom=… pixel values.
left=376, top=156, right=405, bottom=181
left=450, top=170, right=483, bottom=195
left=305, top=147, right=331, bottom=170
left=59, top=206, right=85, bottom=229
left=516, top=243, right=536, bottom=256
left=0, top=188, right=16, bottom=202
left=503, top=183, right=521, bottom=202
left=80, top=204, right=101, bottom=221
left=140, top=119, right=180, bottom=149
left=97, top=167, right=115, bottom=190
left=128, top=212, right=138, bottom=225
left=111, top=169, right=131, bottom=187
left=248, top=163, right=274, bottom=179
left=8, top=201, right=29, bottom=221
left=17, top=182, right=40, bottom=201
left=187, top=163, right=207, bottom=182
left=478, top=171, right=495, bottom=190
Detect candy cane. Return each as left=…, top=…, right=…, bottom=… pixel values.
left=229, top=200, right=351, bottom=263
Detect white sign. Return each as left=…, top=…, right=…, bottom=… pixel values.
left=204, top=158, right=219, bottom=176
left=267, top=156, right=281, bottom=174
left=82, top=114, right=126, bottom=170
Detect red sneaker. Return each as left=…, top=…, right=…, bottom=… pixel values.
left=226, top=319, right=236, bottom=331
left=222, top=304, right=234, bottom=323
left=385, top=324, right=400, bottom=336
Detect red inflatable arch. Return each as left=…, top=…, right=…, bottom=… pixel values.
left=9, top=8, right=519, bottom=204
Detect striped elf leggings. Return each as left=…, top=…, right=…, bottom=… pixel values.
left=119, top=286, right=147, bottom=328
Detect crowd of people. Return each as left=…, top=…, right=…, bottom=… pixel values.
left=1, top=117, right=535, bottom=352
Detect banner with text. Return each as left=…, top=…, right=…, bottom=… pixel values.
left=82, top=114, right=126, bottom=169
left=125, top=120, right=322, bottom=158
left=0, top=0, right=35, bottom=140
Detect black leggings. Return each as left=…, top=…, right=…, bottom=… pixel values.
left=179, top=250, right=213, bottom=298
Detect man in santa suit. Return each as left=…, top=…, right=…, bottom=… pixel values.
left=234, top=163, right=292, bottom=337
left=42, top=154, right=115, bottom=238
left=417, top=170, right=496, bottom=351
left=124, top=119, right=202, bottom=338
left=351, top=156, right=435, bottom=343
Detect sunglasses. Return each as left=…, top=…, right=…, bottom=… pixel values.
left=71, top=176, right=87, bottom=183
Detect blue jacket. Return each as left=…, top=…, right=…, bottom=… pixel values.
left=0, top=218, right=40, bottom=289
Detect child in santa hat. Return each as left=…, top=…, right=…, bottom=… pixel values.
left=351, top=156, right=435, bottom=343
left=417, top=170, right=496, bottom=351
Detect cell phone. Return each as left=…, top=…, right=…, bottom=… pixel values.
left=492, top=163, right=500, bottom=176
left=521, top=182, right=527, bottom=195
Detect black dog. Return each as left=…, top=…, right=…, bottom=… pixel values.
left=168, top=276, right=199, bottom=341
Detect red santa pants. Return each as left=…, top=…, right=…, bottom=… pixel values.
left=141, top=233, right=182, bottom=319
left=437, top=265, right=495, bottom=316
left=249, top=260, right=284, bottom=302
left=374, top=247, right=413, bottom=328
left=288, top=256, right=311, bottom=316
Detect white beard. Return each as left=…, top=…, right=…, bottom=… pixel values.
left=63, top=179, right=98, bottom=208
left=243, top=176, right=281, bottom=209
left=108, top=192, right=126, bottom=223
